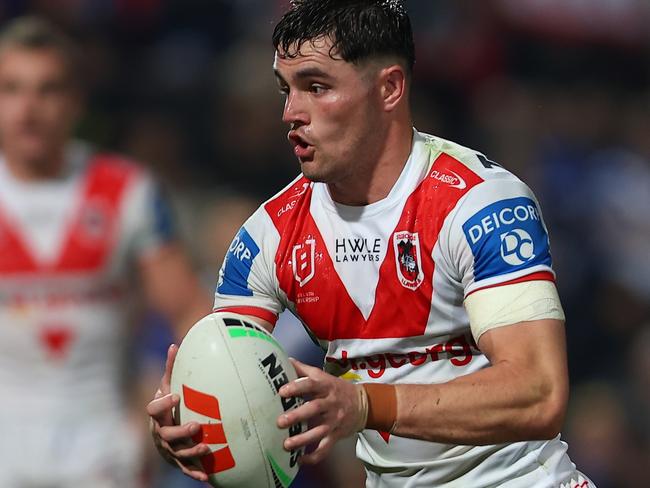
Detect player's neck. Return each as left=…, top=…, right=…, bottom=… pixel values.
left=328, top=120, right=413, bottom=206
left=3, top=148, right=67, bottom=182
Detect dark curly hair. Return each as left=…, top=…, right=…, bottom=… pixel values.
left=273, top=0, right=415, bottom=76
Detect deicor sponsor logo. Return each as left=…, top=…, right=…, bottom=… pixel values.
left=228, top=231, right=254, bottom=261
left=462, top=196, right=551, bottom=280
left=467, top=202, right=540, bottom=245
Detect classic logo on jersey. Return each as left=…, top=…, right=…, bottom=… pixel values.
left=217, top=227, right=260, bottom=297
left=462, top=197, right=551, bottom=281
left=392, top=231, right=424, bottom=290
left=292, top=239, right=315, bottom=287
left=276, top=182, right=310, bottom=218
left=430, top=169, right=467, bottom=190
left=335, top=237, right=381, bottom=263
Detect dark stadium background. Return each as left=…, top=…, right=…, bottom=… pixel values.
left=1, top=1, right=647, bottom=487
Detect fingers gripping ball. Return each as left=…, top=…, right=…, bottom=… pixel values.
left=170, top=312, right=306, bottom=488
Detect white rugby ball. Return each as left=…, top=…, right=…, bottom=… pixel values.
left=170, top=312, right=306, bottom=488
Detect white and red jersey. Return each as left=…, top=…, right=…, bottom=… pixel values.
left=0, top=142, right=173, bottom=486
left=214, top=130, right=583, bottom=487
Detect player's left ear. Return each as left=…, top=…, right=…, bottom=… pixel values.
left=378, top=64, right=407, bottom=112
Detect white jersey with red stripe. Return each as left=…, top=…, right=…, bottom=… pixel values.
left=0, top=142, right=172, bottom=487
left=214, top=130, right=588, bottom=487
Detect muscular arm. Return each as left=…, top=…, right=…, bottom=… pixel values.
left=279, top=318, right=569, bottom=463
left=380, top=318, right=569, bottom=444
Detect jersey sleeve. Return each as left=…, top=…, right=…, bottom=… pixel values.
left=121, top=171, right=177, bottom=260
left=442, top=176, right=556, bottom=297
left=213, top=207, right=284, bottom=326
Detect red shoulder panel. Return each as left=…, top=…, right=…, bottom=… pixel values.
left=264, top=176, right=312, bottom=235
left=54, top=154, right=142, bottom=272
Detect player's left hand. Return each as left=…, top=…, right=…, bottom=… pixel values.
left=277, top=358, right=365, bottom=465
left=147, top=344, right=210, bottom=482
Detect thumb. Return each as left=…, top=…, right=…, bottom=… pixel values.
left=161, top=343, right=178, bottom=392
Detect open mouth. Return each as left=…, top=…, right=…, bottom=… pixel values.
left=288, top=132, right=315, bottom=161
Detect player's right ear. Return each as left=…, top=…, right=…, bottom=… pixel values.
left=378, top=64, right=407, bottom=113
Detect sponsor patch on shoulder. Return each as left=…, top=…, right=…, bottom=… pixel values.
left=462, top=197, right=551, bottom=281
left=217, top=227, right=260, bottom=297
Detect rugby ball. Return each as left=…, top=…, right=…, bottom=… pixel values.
left=170, top=312, right=305, bottom=488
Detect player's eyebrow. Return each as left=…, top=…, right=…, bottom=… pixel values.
left=293, top=67, right=333, bottom=80
left=274, top=67, right=333, bottom=84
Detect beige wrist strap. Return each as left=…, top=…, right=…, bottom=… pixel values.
left=362, top=383, right=397, bottom=433
left=355, top=384, right=369, bottom=432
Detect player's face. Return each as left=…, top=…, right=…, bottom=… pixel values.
left=274, top=37, right=384, bottom=184
left=0, top=47, right=80, bottom=167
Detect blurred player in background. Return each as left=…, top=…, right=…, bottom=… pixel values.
left=0, top=16, right=210, bottom=488
left=150, top=1, right=595, bottom=487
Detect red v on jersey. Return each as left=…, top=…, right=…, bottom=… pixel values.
left=266, top=153, right=483, bottom=340
left=0, top=206, right=37, bottom=272
left=0, top=156, right=138, bottom=274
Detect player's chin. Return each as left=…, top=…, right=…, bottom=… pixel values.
left=16, top=143, right=52, bottom=166
left=299, top=160, right=326, bottom=182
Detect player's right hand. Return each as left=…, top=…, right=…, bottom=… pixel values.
left=147, top=344, right=210, bottom=482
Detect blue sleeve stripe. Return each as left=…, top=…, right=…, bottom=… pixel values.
left=217, top=227, right=260, bottom=297
left=153, top=188, right=175, bottom=241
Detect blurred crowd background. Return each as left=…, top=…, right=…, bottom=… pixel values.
left=1, top=0, right=648, bottom=487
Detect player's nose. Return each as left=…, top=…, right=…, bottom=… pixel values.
left=282, top=91, right=309, bottom=126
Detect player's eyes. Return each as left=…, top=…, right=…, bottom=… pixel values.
left=277, top=83, right=327, bottom=96
left=308, top=84, right=327, bottom=94
left=0, top=81, right=19, bottom=94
